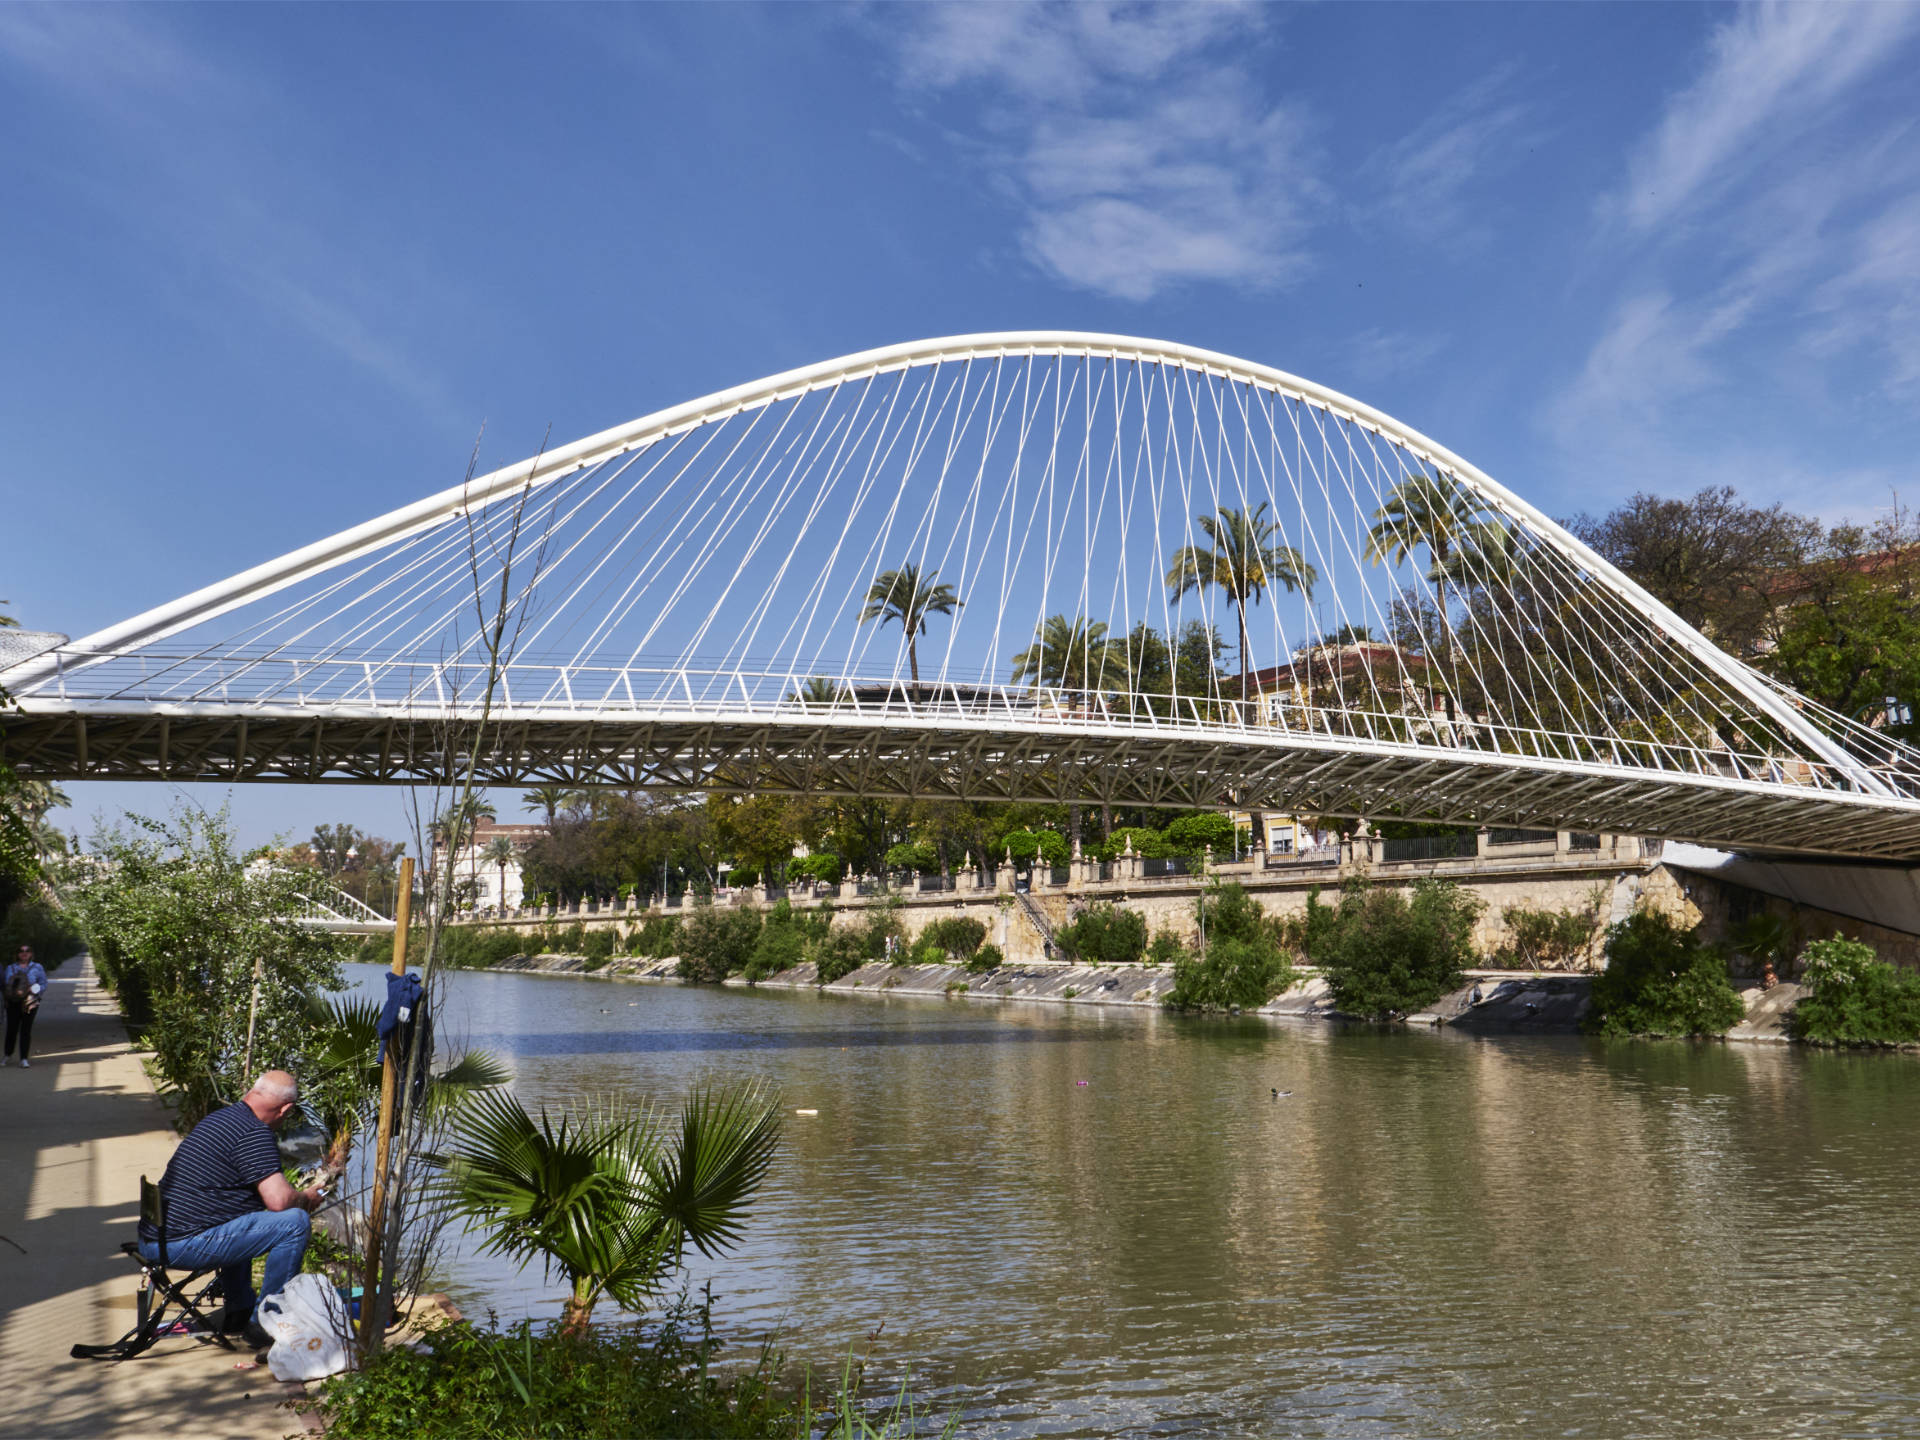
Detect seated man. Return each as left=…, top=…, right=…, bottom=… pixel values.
left=138, top=1069, right=325, bottom=1343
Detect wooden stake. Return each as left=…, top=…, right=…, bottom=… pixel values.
left=359, top=856, right=413, bottom=1356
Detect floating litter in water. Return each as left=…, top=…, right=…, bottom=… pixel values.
left=1076, top=1080, right=1089, bottom=1086
left=795, top=1108, right=819, bottom=1116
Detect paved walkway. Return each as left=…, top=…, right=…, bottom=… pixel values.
left=0, top=957, right=308, bottom=1439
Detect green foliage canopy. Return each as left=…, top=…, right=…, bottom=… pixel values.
left=60, top=808, right=351, bottom=1126
left=1167, top=882, right=1296, bottom=1011
left=1313, top=880, right=1482, bottom=1020
left=1586, top=910, right=1744, bottom=1038
left=1789, top=937, right=1920, bottom=1045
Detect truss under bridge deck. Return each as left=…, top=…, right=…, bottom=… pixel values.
left=8, top=332, right=1920, bottom=859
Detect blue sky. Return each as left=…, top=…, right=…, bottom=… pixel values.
left=4, top=1, right=1919, bottom=850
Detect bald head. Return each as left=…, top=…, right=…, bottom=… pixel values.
left=243, top=1070, right=300, bottom=1125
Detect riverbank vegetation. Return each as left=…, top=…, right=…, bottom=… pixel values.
left=1585, top=910, right=1745, bottom=1038
left=307, top=1295, right=956, bottom=1440
left=0, top=640, right=80, bottom=962
left=1054, top=903, right=1147, bottom=966
left=1166, top=882, right=1297, bottom=1011
left=1306, top=880, right=1482, bottom=1020
left=59, top=809, right=356, bottom=1125
left=1788, top=938, right=1920, bottom=1045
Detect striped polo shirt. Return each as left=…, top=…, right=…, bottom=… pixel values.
left=139, top=1100, right=284, bottom=1242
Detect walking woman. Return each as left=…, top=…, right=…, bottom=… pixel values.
left=4, top=944, right=47, bottom=1068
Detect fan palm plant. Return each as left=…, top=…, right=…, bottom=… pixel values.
left=860, top=563, right=959, bottom=686
left=1165, top=503, right=1317, bottom=704
left=300, top=993, right=511, bottom=1162
left=443, top=1081, right=781, bottom=1334
left=1731, top=912, right=1794, bottom=989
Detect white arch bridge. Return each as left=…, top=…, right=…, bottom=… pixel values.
left=6, top=332, right=1920, bottom=860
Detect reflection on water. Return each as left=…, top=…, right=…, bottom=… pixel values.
left=366, top=964, right=1920, bottom=1437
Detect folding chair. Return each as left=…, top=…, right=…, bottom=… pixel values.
left=70, top=1175, right=237, bottom=1361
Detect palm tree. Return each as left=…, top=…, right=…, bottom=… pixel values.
left=443, top=1082, right=781, bottom=1335
left=523, top=784, right=582, bottom=827
left=1732, top=912, right=1794, bottom=989
left=1166, top=503, right=1317, bottom=703
left=483, top=835, right=517, bottom=910
left=1364, top=471, right=1482, bottom=636
left=1011, top=614, right=1122, bottom=698
left=794, top=675, right=847, bottom=706
left=859, top=563, right=959, bottom=687
left=441, top=793, right=496, bottom=846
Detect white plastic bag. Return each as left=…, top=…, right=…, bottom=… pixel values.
left=259, top=1272, right=353, bottom=1381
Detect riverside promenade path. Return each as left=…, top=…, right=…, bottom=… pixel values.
left=0, top=956, right=306, bottom=1439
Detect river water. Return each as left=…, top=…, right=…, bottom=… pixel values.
left=376, top=964, right=1920, bottom=1437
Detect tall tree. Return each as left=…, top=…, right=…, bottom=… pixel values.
left=1011, top=614, right=1121, bottom=698
left=1166, top=503, right=1316, bottom=703
left=523, top=784, right=582, bottom=828
left=1570, top=485, right=1817, bottom=652
left=310, top=822, right=364, bottom=879
left=860, top=563, right=959, bottom=687
left=1364, top=471, right=1481, bottom=635
left=483, top=835, right=518, bottom=909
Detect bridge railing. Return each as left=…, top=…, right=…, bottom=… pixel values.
left=24, top=650, right=1920, bottom=803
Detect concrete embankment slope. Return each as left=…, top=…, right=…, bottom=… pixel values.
left=0, top=958, right=307, bottom=1438
left=488, top=951, right=1803, bottom=1042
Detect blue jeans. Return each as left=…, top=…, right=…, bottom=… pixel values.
left=140, top=1207, right=311, bottom=1320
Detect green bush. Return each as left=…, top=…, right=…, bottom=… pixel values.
left=1088, top=826, right=1167, bottom=862
left=808, top=901, right=904, bottom=983
left=810, top=927, right=868, bottom=984
left=726, top=867, right=760, bottom=888
left=1146, top=930, right=1186, bottom=968
left=1, top=896, right=85, bottom=969
left=437, top=926, right=532, bottom=969
left=58, top=809, right=350, bottom=1127
left=912, top=916, right=988, bottom=965
left=306, top=1298, right=799, bottom=1440
left=1167, top=883, right=1295, bottom=1011
left=1497, top=898, right=1601, bottom=970
left=1586, top=909, right=1744, bottom=1038
left=883, top=841, right=937, bottom=875
left=1001, top=829, right=1069, bottom=870
left=788, top=853, right=844, bottom=885
left=1054, top=904, right=1148, bottom=965
left=1162, top=812, right=1235, bottom=857
left=628, top=914, right=683, bottom=959
left=581, top=928, right=616, bottom=970
left=1789, top=937, right=1920, bottom=1045
left=741, top=901, right=829, bottom=982
left=966, top=942, right=1005, bottom=974
left=676, top=904, right=764, bottom=983
left=1317, top=880, right=1482, bottom=1020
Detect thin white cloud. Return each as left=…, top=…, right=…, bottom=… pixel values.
left=888, top=2, right=1323, bottom=301
left=1805, top=192, right=1920, bottom=396
left=1607, top=1, right=1917, bottom=234
left=0, top=3, right=215, bottom=96
left=1548, top=291, right=1727, bottom=440
left=1359, top=64, right=1538, bottom=244
left=0, top=5, right=454, bottom=419
left=1336, top=327, right=1447, bottom=387
left=1552, top=1, right=1920, bottom=482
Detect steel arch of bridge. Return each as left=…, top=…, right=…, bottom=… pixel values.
left=7, top=332, right=1920, bottom=859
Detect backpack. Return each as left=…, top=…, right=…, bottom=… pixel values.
left=4, top=966, right=32, bottom=1009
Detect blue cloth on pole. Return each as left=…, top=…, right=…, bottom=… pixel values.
left=377, top=971, right=425, bottom=1063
